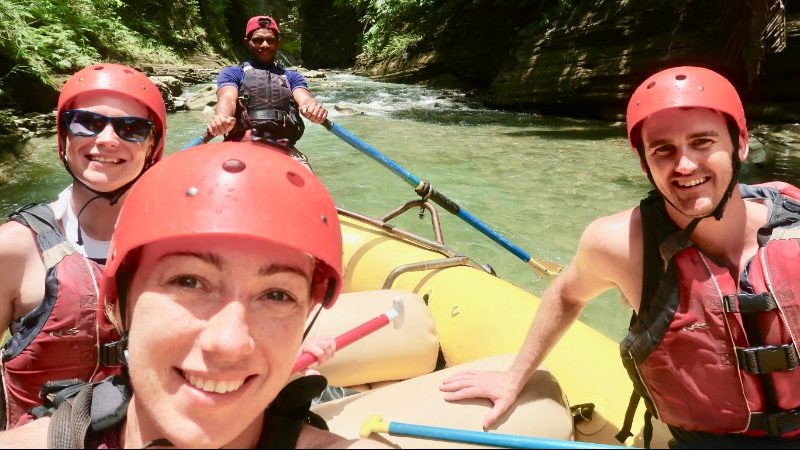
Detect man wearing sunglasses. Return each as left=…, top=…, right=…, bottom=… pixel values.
left=0, top=63, right=166, bottom=430
left=207, top=15, right=327, bottom=167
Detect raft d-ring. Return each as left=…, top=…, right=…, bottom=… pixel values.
left=450, top=305, right=460, bottom=318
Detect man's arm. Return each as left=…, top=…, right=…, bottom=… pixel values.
left=293, top=88, right=328, bottom=124
left=207, top=85, right=239, bottom=137
left=440, top=215, right=627, bottom=429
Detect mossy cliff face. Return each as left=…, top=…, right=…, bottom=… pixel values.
left=301, top=0, right=799, bottom=122
left=488, top=0, right=800, bottom=122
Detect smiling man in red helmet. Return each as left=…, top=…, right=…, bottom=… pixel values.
left=0, top=64, right=166, bottom=430
left=441, top=66, right=800, bottom=447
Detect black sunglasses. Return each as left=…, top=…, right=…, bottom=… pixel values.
left=62, top=109, right=154, bottom=143
left=250, top=36, right=279, bottom=46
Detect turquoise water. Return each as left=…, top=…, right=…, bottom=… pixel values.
left=2, top=72, right=798, bottom=341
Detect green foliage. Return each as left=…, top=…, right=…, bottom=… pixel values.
left=0, top=0, right=240, bottom=105
left=197, top=0, right=234, bottom=57
left=334, top=0, right=440, bottom=59
left=330, top=0, right=572, bottom=61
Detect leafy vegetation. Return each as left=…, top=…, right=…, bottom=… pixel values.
left=329, top=0, right=576, bottom=62
left=0, top=0, right=240, bottom=109
left=333, top=0, right=439, bottom=60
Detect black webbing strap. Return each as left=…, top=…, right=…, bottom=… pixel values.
left=722, top=293, right=779, bottom=313
left=615, top=391, right=641, bottom=443
left=643, top=410, right=654, bottom=448
left=263, top=375, right=328, bottom=449
left=750, top=409, right=800, bottom=437
left=736, top=343, right=800, bottom=374
left=249, top=109, right=288, bottom=122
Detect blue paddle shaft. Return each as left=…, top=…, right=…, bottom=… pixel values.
left=181, top=132, right=213, bottom=151
left=325, top=120, right=534, bottom=264
left=388, top=421, right=631, bottom=449
left=326, top=121, right=422, bottom=186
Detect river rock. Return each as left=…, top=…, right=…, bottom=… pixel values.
left=140, top=65, right=221, bottom=85
left=185, top=84, right=219, bottom=111
left=333, top=104, right=364, bottom=115
left=150, top=76, right=183, bottom=97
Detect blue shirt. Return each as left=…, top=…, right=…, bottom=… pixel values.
left=217, top=60, right=308, bottom=92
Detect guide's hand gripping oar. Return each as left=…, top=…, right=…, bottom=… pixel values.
left=292, top=297, right=404, bottom=374
left=322, top=119, right=562, bottom=277
left=359, top=416, right=633, bottom=449
left=181, top=131, right=214, bottom=151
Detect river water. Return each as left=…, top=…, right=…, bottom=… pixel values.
left=1, top=72, right=799, bottom=341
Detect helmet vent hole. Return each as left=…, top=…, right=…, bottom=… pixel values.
left=286, top=171, right=305, bottom=187
left=675, top=74, right=687, bottom=81
left=646, top=81, right=656, bottom=89
left=222, top=159, right=246, bottom=173
left=93, top=66, right=104, bottom=71
left=123, top=69, right=133, bottom=75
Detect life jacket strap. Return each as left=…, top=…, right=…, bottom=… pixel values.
left=723, top=292, right=778, bottom=313
left=736, top=343, right=800, bottom=374
left=249, top=109, right=288, bottom=122
left=749, top=409, right=800, bottom=437
left=615, top=390, right=641, bottom=443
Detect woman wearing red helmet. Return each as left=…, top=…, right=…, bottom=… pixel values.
left=0, top=142, right=384, bottom=448
left=0, top=63, right=166, bottom=429
left=441, top=66, right=800, bottom=447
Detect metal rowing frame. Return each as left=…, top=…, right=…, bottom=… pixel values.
left=337, top=200, right=494, bottom=290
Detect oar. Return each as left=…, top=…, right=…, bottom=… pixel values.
left=360, top=416, right=633, bottom=449
left=181, top=131, right=213, bottom=150
left=292, top=297, right=404, bottom=374
left=322, top=119, right=562, bottom=277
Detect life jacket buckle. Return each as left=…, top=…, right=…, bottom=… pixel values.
left=99, top=337, right=128, bottom=367
left=750, top=409, right=800, bottom=437
left=736, top=343, right=799, bottom=374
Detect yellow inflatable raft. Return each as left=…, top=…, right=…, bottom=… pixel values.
left=309, top=205, right=670, bottom=448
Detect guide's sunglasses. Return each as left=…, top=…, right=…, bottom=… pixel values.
left=250, top=36, right=279, bottom=46
left=62, top=110, right=154, bottom=143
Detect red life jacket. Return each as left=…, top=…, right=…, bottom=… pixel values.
left=1, top=204, right=120, bottom=429
left=621, top=183, right=800, bottom=438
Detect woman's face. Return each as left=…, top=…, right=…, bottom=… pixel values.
left=124, top=236, right=314, bottom=448
left=63, top=93, right=154, bottom=192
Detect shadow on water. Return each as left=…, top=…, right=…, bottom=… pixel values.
left=501, top=126, right=626, bottom=140
left=391, top=107, right=628, bottom=141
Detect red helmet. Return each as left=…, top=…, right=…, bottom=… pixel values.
left=56, top=64, right=167, bottom=169
left=101, top=141, right=342, bottom=321
left=626, top=66, right=746, bottom=150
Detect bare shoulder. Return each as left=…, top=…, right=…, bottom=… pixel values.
left=0, top=220, right=40, bottom=290
left=581, top=207, right=641, bottom=250
left=297, top=425, right=395, bottom=449
left=0, top=220, right=38, bottom=258
left=577, top=207, right=643, bottom=268
left=0, top=219, right=45, bottom=322
left=559, top=207, right=643, bottom=304
left=0, top=416, right=50, bottom=448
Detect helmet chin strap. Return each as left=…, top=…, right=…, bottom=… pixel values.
left=61, top=137, right=158, bottom=245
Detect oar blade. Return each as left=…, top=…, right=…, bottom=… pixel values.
left=529, top=259, right=563, bottom=278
